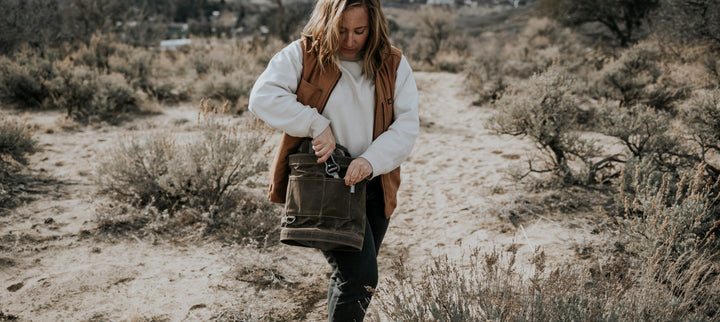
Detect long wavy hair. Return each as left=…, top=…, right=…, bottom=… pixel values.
left=301, top=0, right=391, bottom=75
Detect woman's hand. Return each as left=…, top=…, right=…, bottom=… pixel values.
left=312, top=126, right=336, bottom=163
left=345, top=157, right=373, bottom=186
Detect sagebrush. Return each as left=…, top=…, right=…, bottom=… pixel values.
left=95, top=103, right=278, bottom=243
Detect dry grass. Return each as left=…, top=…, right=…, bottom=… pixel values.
left=374, top=245, right=711, bottom=321
left=0, top=115, right=38, bottom=211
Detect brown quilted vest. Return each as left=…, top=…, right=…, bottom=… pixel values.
left=267, top=39, right=403, bottom=218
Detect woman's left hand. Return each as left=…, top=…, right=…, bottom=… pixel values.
left=345, top=157, right=373, bottom=186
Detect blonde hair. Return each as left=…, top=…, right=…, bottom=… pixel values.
left=301, top=0, right=391, bottom=75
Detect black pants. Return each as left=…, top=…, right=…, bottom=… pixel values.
left=321, top=177, right=390, bottom=322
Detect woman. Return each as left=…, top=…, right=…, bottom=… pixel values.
left=248, top=0, right=418, bottom=320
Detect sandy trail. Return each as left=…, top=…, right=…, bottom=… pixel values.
left=1, top=72, right=602, bottom=321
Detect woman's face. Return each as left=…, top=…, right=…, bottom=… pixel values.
left=338, top=6, right=369, bottom=59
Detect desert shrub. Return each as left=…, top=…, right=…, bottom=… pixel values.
left=150, top=50, right=194, bottom=102
left=0, top=0, right=64, bottom=54
left=0, top=47, right=55, bottom=108
left=96, top=106, right=268, bottom=214
left=95, top=192, right=279, bottom=245
left=95, top=107, right=277, bottom=243
left=541, top=0, right=660, bottom=46
left=188, top=47, right=240, bottom=76
left=433, top=51, right=466, bottom=73
left=591, top=42, right=687, bottom=111
left=683, top=89, right=720, bottom=177
left=188, top=41, right=270, bottom=77
left=465, top=35, right=506, bottom=105
left=466, top=17, right=591, bottom=104
left=46, top=60, right=138, bottom=122
left=618, top=164, right=719, bottom=255
left=188, top=50, right=214, bottom=76
left=501, top=52, right=554, bottom=79
left=409, top=7, right=456, bottom=66
left=489, top=68, right=618, bottom=184
left=599, top=103, right=689, bottom=172
left=0, top=116, right=37, bottom=211
left=197, top=70, right=255, bottom=111
left=147, top=77, right=191, bottom=103
left=0, top=116, right=37, bottom=176
left=108, top=47, right=154, bottom=91
left=106, top=45, right=190, bottom=102
left=375, top=247, right=708, bottom=321
left=70, top=33, right=123, bottom=71
left=0, top=0, right=175, bottom=55
left=701, top=52, right=720, bottom=87
left=657, top=0, right=720, bottom=49
left=614, top=164, right=720, bottom=317
left=499, top=19, right=560, bottom=78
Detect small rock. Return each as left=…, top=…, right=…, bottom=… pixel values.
left=44, top=218, right=54, bottom=224
left=7, top=282, right=23, bottom=292
left=91, top=247, right=101, bottom=254
left=0, top=311, right=19, bottom=320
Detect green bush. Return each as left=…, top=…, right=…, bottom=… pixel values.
left=0, top=115, right=38, bottom=211
left=0, top=47, right=55, bottom=108
left=465, top=36, right=506, bottom=105
left=540, top=0, right=659, bottom=46
left=95, top=110, right=276, bottom=243
left=410, top=7, right=456, bottom=65
left=658, top=0, right=720, bottom=49
left=489, top=68, right=616, bottom=184
left=197, top=70, right=254, bottom=110
left=0, top=116, right=37, bottom=175
left=109, top=46, right=192, bottom=102
left=599, top=103, right=690, bottom=172
left=70, top=33, right=122, bottom=70
left=684, top=89, right=720, bottom=177
left=188, top=47, right=240, bottom=76
left=95, top=192, right=279, bottom=245
left=96, top=109, right=268, bottom=214
left=108, top=47, right=154, bottom=92
left=701, top=52, right=720, bottom=87
left=47, top=60, right=138, bottom=122
left=592, top=42, right=687, bottom=111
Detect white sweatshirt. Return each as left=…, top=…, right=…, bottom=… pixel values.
left=249, top=40, right=419, bottom=178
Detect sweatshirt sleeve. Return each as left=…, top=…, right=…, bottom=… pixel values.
left=359, top=55, right=420, bottom=177
left=248, top=40, right=331, bottom=138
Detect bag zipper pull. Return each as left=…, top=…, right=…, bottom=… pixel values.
left=350, top=185, right=355, bottom=194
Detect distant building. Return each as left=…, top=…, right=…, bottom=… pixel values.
left=426, top=0, right=454, bottom=5
left=160, top=38, right=191, bottom=50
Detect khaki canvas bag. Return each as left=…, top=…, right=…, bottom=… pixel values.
left=279, top=139, right=367, bottom=252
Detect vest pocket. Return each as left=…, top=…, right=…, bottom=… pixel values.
left=296, top=79, right=323, bottom=108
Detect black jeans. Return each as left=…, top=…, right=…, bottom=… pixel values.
left=321, top=177, right=390, bottom=322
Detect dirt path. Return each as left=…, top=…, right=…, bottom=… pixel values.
left=1, top=72, right=603, bottom=321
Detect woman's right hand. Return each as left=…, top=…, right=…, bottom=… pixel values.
left=312, top=126, right=336, bottom=163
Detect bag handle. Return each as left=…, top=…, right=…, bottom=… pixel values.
left=296, top=138, right=350, bottom=157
